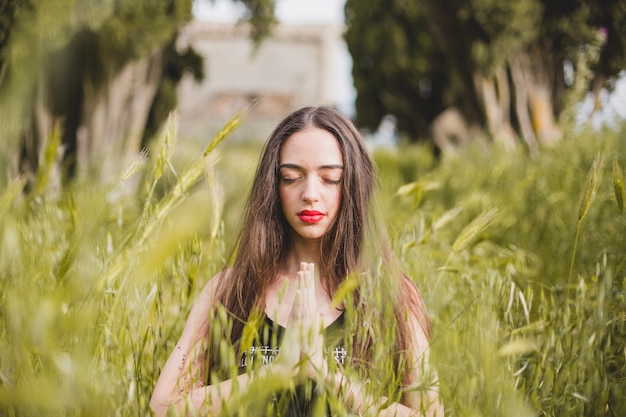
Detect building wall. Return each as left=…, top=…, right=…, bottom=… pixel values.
left=175, top=20, right=345, bottom=142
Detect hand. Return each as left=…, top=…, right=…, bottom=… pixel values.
left=273, top=262, right=327, bottom=381
left=298, top=263, right=327, bottom=381
left=272, top=284, right=303, bottom=377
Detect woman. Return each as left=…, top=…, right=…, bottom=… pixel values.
left=150, top=106, right=443, bottom=416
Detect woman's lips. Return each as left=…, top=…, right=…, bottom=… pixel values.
left=298, top=210, right=324, bottom=223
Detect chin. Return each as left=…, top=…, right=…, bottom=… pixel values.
left=297, top=233, right=324, bottom=241
left=295, top=228, right=327, bottom=241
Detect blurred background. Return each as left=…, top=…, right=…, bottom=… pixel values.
left=1, top=0, right=625, bottom=189
left=177, top=0, right=355, bottom=142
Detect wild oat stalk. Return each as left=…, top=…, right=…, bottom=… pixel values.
left=32, top=121, right=62, bottom=199
left=119, top=148, right=149, bottom=184
left=139, top=107, right=247, bottom=246
left=435, top=208, right=497, bottom=293
left=96, top=109, right=244, bottom=297
left=451, top=208, right=498, bottom=253
left=614, top=158, right=625, bottom=215
left=613, top=158, right=625, bottom=273
left=568, top=153, right=604, bottom=290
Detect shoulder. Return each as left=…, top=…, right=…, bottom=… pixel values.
left=183, top=269, right=232, bottom=328
left=195, top=268, right=230, bottom=307
left=172, top=270, right=231, bottom=351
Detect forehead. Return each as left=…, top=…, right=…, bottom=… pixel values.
left=279, top=128, right=343, bottom=166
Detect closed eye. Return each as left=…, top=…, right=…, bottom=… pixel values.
left=281, top=176, right=300, bottom=184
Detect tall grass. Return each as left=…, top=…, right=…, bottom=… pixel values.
left=0, top=113, right=625, bottom=416
left=376, top=124, right=626, bottom=416
left=0, top=112, right=236, bottom=416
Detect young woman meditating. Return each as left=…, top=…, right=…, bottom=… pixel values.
left=150, top=106, right=443, bottom=416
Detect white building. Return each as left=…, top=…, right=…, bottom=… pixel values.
left=175, top=19, right=349, bottom=141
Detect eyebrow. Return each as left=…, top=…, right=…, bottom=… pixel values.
left=279, top=163, right=344, bottom=170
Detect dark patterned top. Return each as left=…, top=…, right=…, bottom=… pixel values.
left=235, top=311, right=348, bottom=416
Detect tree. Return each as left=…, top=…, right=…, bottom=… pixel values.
left=344, top=0, right=448, bottom=140
left=345, top=0, right=626, bottom=153
left=0, top=0, right=277, bottom=189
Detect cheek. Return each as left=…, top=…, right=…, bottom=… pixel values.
left=279, top=186, right=294, bottom=210
left=278, top=188, right=286, bottom=207
left=331, top=189, right=342, bottom=212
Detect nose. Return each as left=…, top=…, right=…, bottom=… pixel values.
left=301, top=177, right=320, bottom=202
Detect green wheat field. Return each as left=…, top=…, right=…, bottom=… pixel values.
left=0, top=111, right=624, bottom=416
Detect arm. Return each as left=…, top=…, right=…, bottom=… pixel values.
left=149, top=275, right=218, bottom=416
left=367, top=292, right=444, bottom=416
left=308, top=351, right=442, bottom=417
left=375, top=320, right=444, bottom=417
left=158, top=358, right=296, bottom=416
left=299, top=266, right=443, bottom=416
left=150, top=273, right=305, bottom=417
left=397, top=285, right=444, bottom=417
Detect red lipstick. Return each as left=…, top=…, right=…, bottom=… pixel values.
left=298, top=210, right=324, bottom=223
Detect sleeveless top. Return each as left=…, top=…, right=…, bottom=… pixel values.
left=235, top=311, right=348, bottom=416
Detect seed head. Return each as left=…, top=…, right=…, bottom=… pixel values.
left=452, top=208, right=498, bottom=252
left=578, top=154, right=604, bottom=222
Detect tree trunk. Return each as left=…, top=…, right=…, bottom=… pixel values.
left=80, top=52, right=163, bottom=186
left=473, top=69, right=516, bottom=149
left=21, top=51, right=163, bottom=194
left=509, top=53, right=540, bottom=157
left=509, top=50, right=561, bottom=153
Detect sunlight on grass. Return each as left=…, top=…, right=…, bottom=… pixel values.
left=1, top=114, right=625, bottom=416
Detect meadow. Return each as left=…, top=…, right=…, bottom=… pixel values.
left=0, top=111, right=624, bottom=416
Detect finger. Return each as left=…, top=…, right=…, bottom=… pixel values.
left=289, top=288, right=304, bottom=323
left=298, top=266, right=312, bottom=314
left=306, top=263, right=315, bottom=289
left=305, top=264, right=316, bottom=315
left=297, top=270, right=305, bottom=291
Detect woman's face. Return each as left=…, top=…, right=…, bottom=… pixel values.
left=278, top=127, right=344, bottom=241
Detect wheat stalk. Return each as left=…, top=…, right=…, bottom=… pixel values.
left=577, top=154, right=604, bottom=223
left=452, top=208, right=498, bottom=252
left=569, top=153, right=604, bottom=290
left=32, top=120, right=62, bottom=198
left=613, top=158, right=626, bottom=274
left=119, top=148, right=149, bottom=183
left=613, top=158, right=625, bottom=215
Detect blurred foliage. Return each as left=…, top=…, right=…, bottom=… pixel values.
left=1, top=102, right=625, bottom=415
left=0, top=0, right=195, bottom=188
left=345, top=0, right=626, bottom=145
left=344, top=0, right=448, bottom=138
left=375, top=123, right=626, bottom=415
left=142, top=38, right=205, bottom=147
left=0, top=111, right=240, bottom=415
left=376, top=123, right=626, bottom=285
left=0, top=0, right=278, bottom=189
left=236, top=0, right=278, bottom=44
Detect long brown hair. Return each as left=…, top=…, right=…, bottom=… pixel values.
left=209, top=106, right=430, bottom=385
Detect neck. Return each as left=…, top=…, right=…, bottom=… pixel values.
left=282, top=236, right=322, bottom=276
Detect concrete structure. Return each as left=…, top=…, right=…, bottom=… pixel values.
left=175, top=20, right=346, bottom=142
